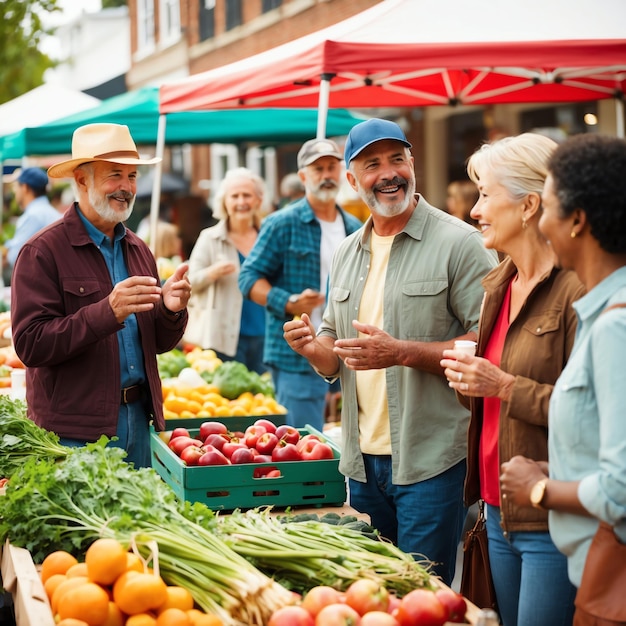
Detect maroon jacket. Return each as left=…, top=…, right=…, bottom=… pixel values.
left=10, top=204, right=186, bottom=440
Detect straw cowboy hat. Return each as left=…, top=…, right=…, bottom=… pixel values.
left=48, top=123, right=161, bottom=179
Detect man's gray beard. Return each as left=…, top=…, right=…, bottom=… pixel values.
left=88, top=187, right=135, bottom=223
left=359, top=176, right=416, bottom=217
left=307, top=182, right=339, bottom=203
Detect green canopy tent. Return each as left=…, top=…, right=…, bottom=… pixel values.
left=0, top=86, right=365, bottom=160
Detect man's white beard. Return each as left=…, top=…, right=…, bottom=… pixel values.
left=88, top=187, right=135, bottom=223
left=358, top=176, right=416, bottom=217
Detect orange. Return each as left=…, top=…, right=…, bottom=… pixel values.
left=51, top=576, right=90, bottom=615
left=56, top=620, right=90, bottom=626
left=66, top=562, right=90, bottom=578
left=85, top=538, right=128, bottom=586
left=57, top=581, right=110, bottom=626
left=101, top=601, right=125, bottom=626
left=44, top=573, right=67, bottom=601
left=156, top=608, right=191, bottom=626
left=113, top=571, right=168, bottom=615
left=186, top=611, right=223, bottom=626
left=157, top=586, right=194, bottom=613
left=125, top=551, right=145, bottom=573
left=126, top=614, right=158, bottom=626
left=40, top=550, right=78, bottom=583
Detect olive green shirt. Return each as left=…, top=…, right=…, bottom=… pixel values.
left=318, top=196, right=497, bottom=484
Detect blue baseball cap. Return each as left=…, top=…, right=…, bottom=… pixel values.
left=16, top=167, right=48, bottom=191
left=344, top=118, right=412, bottom=168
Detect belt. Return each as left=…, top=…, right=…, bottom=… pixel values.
left=121, top=385, right=145, bottom=405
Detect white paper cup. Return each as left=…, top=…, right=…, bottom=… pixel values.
left=454, top=340, right=477, bottom=357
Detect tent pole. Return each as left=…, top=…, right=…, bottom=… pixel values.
left=316, top=74, right=334, bottom=139
left=616, top=98, right=624, bottom=138
left=149, top=114, right=167, bottom=255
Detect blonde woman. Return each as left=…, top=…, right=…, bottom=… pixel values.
left=185, top=168, right=268, bottom=374
left=441, top=133, right=585, bottom=626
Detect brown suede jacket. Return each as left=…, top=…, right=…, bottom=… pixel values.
left=464, top=256, right=585, bottom=533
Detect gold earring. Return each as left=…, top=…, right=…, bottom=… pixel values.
left=522, top=218, right=528, bottom=230
left=570, top=230, right=577, bottom=239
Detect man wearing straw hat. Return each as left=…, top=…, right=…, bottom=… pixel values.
left=10, top=123, right=191, bottom=468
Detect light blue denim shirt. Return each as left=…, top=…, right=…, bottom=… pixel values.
left=548, top=266, right=626, bottom=587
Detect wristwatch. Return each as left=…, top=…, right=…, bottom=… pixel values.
left=288, top=294, right=299, bottom=304
left=530, top=478, right=549, bottom=509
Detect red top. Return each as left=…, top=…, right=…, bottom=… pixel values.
left=480, top=277, right=513, bottom=506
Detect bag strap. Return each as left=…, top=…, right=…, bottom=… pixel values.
left=602, top=303, right=626, bottom=314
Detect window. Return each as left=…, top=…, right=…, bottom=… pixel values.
left=199, top=0, right=215, bottom=41
left=262, top=0, right=282, bottom=11
left=137, top=0, right=155, bottom=53
left=159, top=0, right=181, bottom=46
left=225, top=0, right=242, bottom=31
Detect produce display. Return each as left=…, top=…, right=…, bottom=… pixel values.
left=158, top=349, right=285, bottom=419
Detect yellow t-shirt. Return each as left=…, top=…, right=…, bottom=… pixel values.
left=356, top=230, right=394, bottom=455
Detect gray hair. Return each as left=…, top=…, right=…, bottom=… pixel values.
left=467, top=133, right=558, bottom=200
left=213, top=167, right=268, bottom=226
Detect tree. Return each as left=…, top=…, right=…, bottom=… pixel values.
left=0, top=0, right=62, bottom=105
left=102, top=0, right=127, bottom=8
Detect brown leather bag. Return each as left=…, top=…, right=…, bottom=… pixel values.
left=460, top=500, right=499, bottom=614
left=573, top=522, right=626, bottom=625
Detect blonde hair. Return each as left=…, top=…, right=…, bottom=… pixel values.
left=213, top=167, right=268, bottom=228
left=467, top=133, right=558, bottom=200
left=153, top=222, right=181, bottom=259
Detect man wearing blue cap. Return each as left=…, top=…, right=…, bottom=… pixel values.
left=284, top=118, right=497, bottom=584
left=4, top=167, right=61, bottom=275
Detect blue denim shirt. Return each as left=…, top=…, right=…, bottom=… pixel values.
left=78, top=208, right=146, bottom=389
left=239, top=198, right=362, bottom=373
left=548, top=266, right=626, bottom=586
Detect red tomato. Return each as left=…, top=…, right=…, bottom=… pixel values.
left=394, top=589, right=448, bottom=626
left=434, top=588, right=466, bottom=623
left=315, top=602, right=360, bottom=625
left=301, top=586, right=345, bottom=617
left=268, top=605, right=315, bottom=626
left=344, top=578, right=389, bottom=615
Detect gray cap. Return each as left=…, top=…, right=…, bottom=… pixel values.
left=297, top=138, right=342, bottom=169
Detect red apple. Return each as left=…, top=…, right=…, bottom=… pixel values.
left=168, top=436, right=203, bottom=456
left=199, top=420, right=228, bottom=440
left=222, top=441, right=248, bottom=459
left=296, top=433, right=322, bottom=452
left=272, top=442, right=301, bottom=462
left=300, top=440, right=334, bottom=461
left=244, top=424, right=267, bottom=448
left=394, top=589, right=447, bottom=626
left=170, top=427, right=191, bottom=440
left=253, top=464, right=279, bottom=478
left=254, top=418, right=278, bottom=434
left=344, top=578, right=389, bottom=615
left=256, top=432, right=279, bottom=454
left=315, top=603, right=360, bottom=625
left=197, top=446, right=230, bottom=466
left=275, top=424, right=301, bottom=445
left=230, top=447, right=256, bottom=464
left=387, top=594, right=401, bottom=615
left=301, top=586, right=345, bottom=617
left=179, top=445, right=205, bottom=466
left=434, top=588, right=466, bottom=623
left=268, top=605, right=315, bottom=626
left=204, top=432, right=230, bottom=451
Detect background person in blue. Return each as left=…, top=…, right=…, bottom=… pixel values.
left=4, top=167, right=60, bottom=275
left=239, top=138, right=362, bottom=432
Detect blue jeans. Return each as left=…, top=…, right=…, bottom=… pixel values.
left=268, top=366, right=327, bottom=432
left=59, top=401, right=152, bottom=469
left=486, top=503, right=576, bottom=626
left=349, top=456, right=466, bottom=585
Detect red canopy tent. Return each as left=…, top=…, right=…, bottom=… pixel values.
left=160, top=0, right=626, bottom=137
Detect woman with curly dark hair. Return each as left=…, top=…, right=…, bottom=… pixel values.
left=500, top=134, right=626, bottom=626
